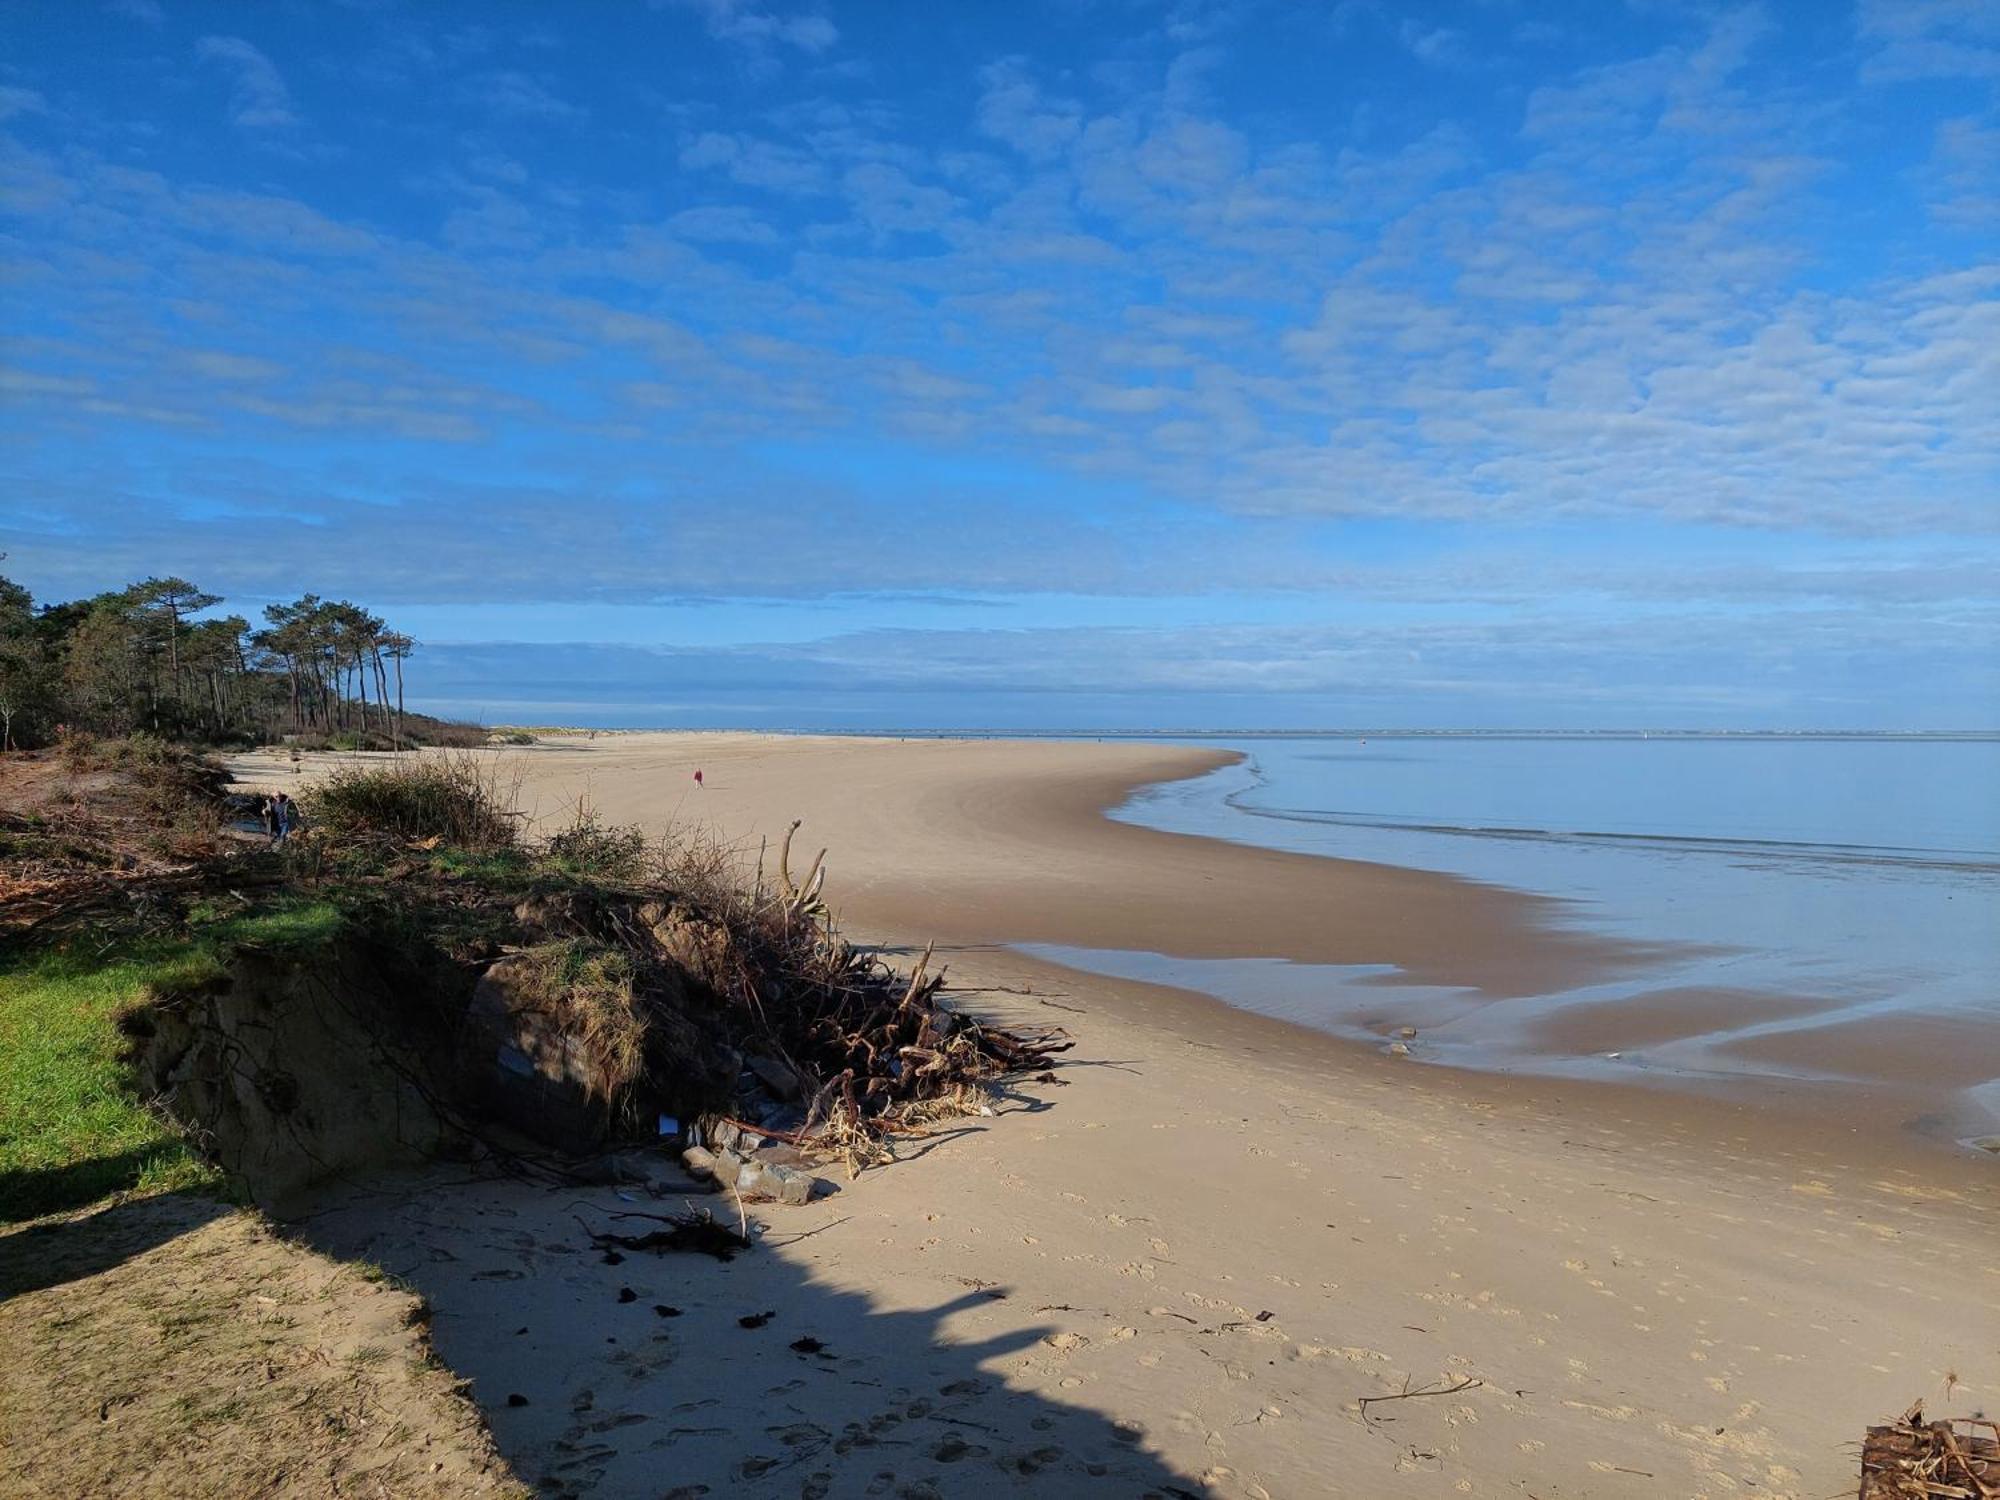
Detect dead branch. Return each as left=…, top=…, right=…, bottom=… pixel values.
left=1357, top=1377, right=1483, bottom=1425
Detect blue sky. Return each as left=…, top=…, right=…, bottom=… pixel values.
left=2, top=0, right=1995, bottom=729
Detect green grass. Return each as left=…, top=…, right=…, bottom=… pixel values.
left=0, top=900, right=342, bottom=1224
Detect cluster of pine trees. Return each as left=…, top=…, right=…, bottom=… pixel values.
left=0, top=574, right=431, bottom=752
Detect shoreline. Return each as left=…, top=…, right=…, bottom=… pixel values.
left=226, top=731, right=2000, bottom=1497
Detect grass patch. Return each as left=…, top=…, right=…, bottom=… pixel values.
left=0, top=900, right=342, bottom=1224
left=0, top=943, right=221, bottom=1223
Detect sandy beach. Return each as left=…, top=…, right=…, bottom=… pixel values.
left=244, top=733, right=1999, bottom=1499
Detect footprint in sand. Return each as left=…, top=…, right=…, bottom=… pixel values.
left=931, top=1435, right=990, bottom=1463
left=1004, top=1446, right=1066, bottom=1475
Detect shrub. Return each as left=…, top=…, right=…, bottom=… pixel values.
left=309, top=756, right=515, bottom=847
left=56, top=726, right=98, bottom=773
left=542, top=806, right=648, bottom=881
left=494, top=730, right=537, bottom=746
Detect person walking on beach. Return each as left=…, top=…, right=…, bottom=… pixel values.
left=270, top=792, right=295, bottom=846
left=693, top=768, right=703, bottom=789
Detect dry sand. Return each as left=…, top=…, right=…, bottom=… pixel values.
left=241, top=733, right=1999, bottom=1499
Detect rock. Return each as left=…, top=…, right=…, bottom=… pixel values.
left=681, top=1146, right=718, bottom=1180
left=586, top=1150, right=706, bottom=1194
left=730, top=1159, right=821, bottom=1205
left=1968, top=1135, right=2000, bottom=1155
left=735, top=1130, right=768, bottom=1154
left=769, top=1164, right=822, bottom=1206
left=758, top=1101, right=805, bottom=1132
left=706, top=1121, right=740, bottom=1153
left=745, top=1053, right=802, bottom=1101
left=1398, top=1026, right=1418, bottom=1039
left=1387, top=1041, right=1410, bottom=1057
left=711, top=1148, right=746, bottom=1187
left=770, top=1166, right=820, bottom=1206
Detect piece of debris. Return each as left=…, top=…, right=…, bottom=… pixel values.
left=584, top=1209, right=751, bottom=1263
left=506, top=1393, right=529, bottom=1408
left=738, top=1310, right=775, bottom=1329
left=1859, top=1401, right=1998, bottom=1498
left=616, top=1287, right=636, bottom=1304
left=653, top=1305, right=682, bottom=1318
left=789, top=1336, right=827, bottom=1355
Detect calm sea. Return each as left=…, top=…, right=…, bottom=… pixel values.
left=1022, top=736, right=2000, bottom=1138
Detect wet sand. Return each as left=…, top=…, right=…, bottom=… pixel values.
left=232, top=733, right=2000, bottom=1499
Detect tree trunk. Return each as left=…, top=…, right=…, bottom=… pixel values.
left=165, top=602, right=182, bottom=706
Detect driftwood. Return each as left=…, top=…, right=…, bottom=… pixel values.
left=512, top=828, right=1074, bottom=1169
left=1861, top=1403, right=1999, bottom=1499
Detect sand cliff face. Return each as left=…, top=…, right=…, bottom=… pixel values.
left=123, top=940, right=458, bottom=1210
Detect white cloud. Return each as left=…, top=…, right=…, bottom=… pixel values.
left=0, top=87, right=46, bottom=122
left=195, top=36, right=298, bottom=131
left=666, top=204, right=780, bottom=244
left=463, top=71, right=582, bottom=122
left=975, top=59, right=1083, bottom=160
left=663, top=0, right=837, bottom=56
left=1858, top=0, right=2000, bottom=80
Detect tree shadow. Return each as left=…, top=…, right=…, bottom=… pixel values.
left=294, top=1168, right=1208, bottom=1499
left=0, top=1191, right=233, bottom=1300
left=0, top=1143, right=207, bottom=1231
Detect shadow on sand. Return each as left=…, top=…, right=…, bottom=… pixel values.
left=0, top=1192, right=235, bottom=1301
left=293, top=1165, right=1206, bottom=1500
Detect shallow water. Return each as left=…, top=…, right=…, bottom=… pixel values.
left=1027, top=736, right=2000, bottom=1137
